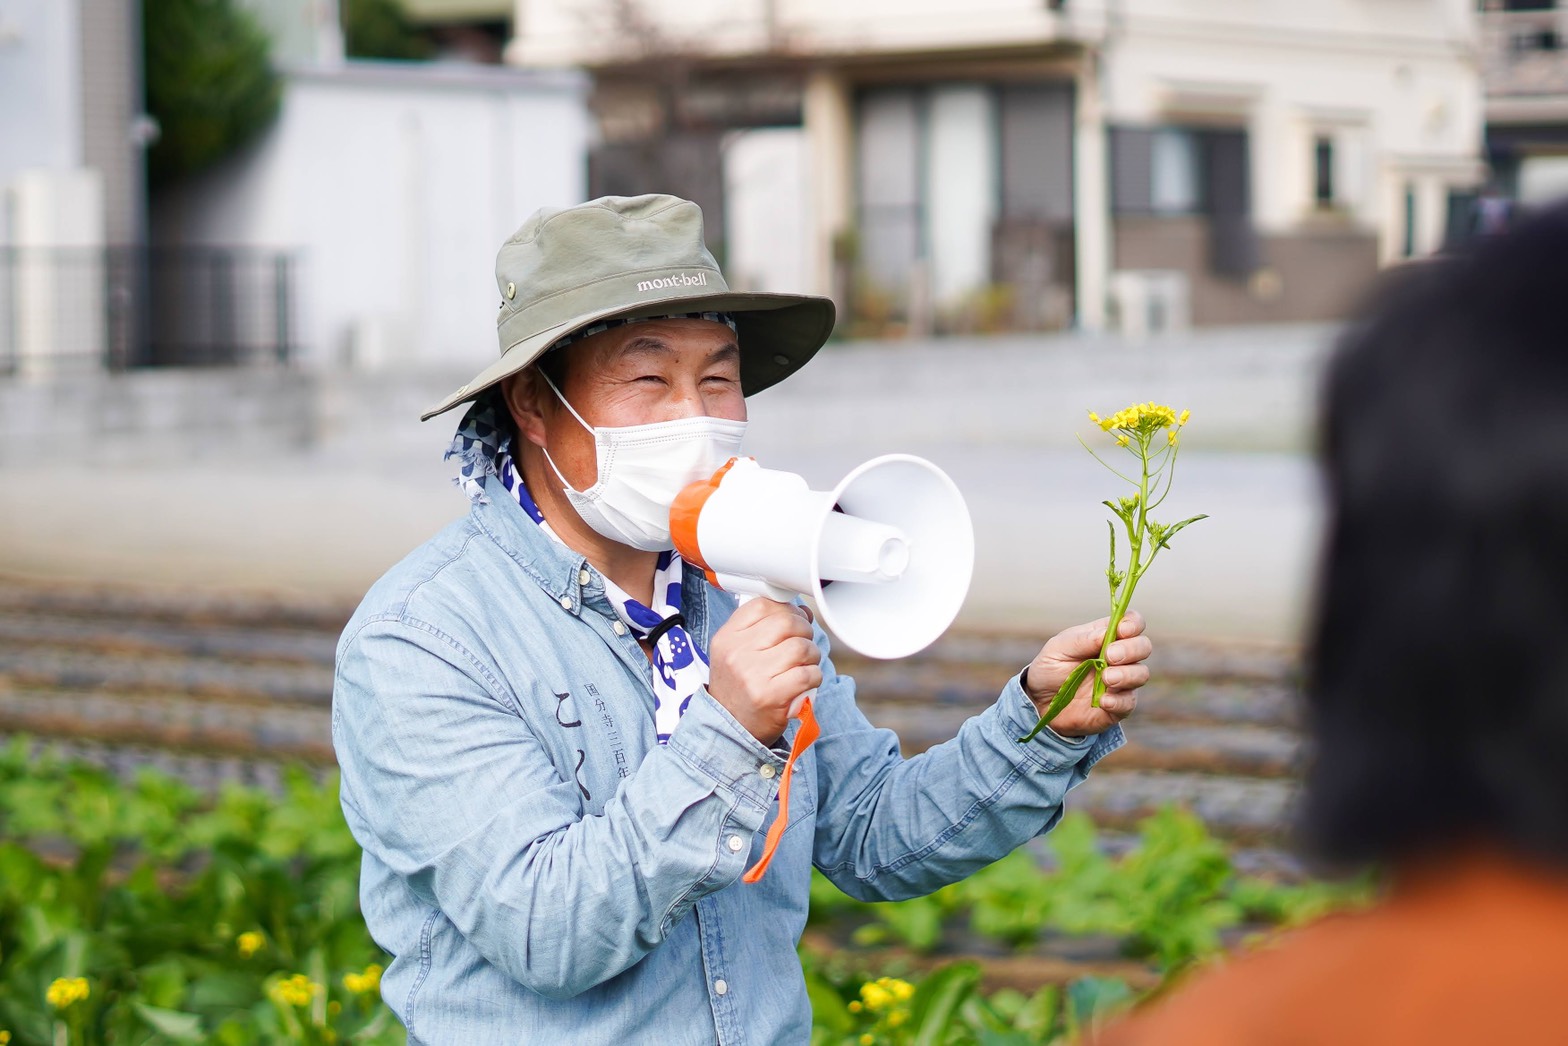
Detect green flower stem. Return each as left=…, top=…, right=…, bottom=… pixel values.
left=1092, top=434, right=1151, bottom=706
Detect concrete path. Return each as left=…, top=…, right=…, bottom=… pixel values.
left=0, top=324, right=1336, bottom=645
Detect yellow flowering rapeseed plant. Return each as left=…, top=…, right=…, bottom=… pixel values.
left=236, top=930, right=266, bottom=958
left=45, top=977, right=89, bottom=1010
left=849, top=977, right=916, bottom=1043
left=342, top=964, right=383, bottom=995
left=1020, top=403, right=1207, bottom=740
left=268, top=973, right=323, bottom=1009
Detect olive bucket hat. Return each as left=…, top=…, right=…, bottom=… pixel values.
left=420, top=194, right=837, bottom=421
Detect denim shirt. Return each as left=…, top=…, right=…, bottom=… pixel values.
left=332, top=474, right=1124, bottom=1045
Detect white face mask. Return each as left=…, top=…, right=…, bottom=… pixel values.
left=539, top=373, right=748, bottom=551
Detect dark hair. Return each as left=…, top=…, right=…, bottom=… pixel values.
left=1301, top=200, right=1568, bottom=871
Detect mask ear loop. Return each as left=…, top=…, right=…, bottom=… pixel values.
left=537, top=367, right=597, bottom=494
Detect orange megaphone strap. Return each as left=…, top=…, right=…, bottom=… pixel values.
left=742, top=696, right=820, bottom=884
left=670, top=456, right=741, bottom=587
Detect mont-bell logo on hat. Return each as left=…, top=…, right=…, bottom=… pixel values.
left=636, top=271, right=709, bottom=294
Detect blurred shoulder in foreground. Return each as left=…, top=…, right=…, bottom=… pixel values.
left=1098, top=199, right=1568, bottom=1045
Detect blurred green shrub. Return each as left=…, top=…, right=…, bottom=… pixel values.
left=0, top=739, right=1372, bottom=1044
left=341, top=0, right=434, bottom=61
left=143, top=0, right=281, bottom=187
left=0, top=742, right=397, bottom=1045
left=814, top=808, right=1377, bottom=973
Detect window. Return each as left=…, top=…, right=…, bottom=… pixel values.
left=1314, top=136, right=1335, bottom=208
left=1151, top=129, right=1202, bottom=214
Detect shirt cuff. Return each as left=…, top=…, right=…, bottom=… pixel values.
left=666, top=687, right=787, bottom=823
left=1008, top=666, right=1126, bottom=773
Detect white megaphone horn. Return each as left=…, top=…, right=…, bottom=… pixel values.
left=669, top=455, right=975, bottom=661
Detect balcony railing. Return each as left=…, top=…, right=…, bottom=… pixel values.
left=0, top=246, right=297, bottom=376
left=1483, top=7, right=1568, bottom=97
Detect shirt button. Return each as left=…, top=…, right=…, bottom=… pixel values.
left=559, top=596, right=572, bottom=610
left=612, top=621, right=627, bottom=636
left=759, top=764, right=776, bottom=779
left=578, top=569, right=590, bottom=585
left=727, top=835, right=744, bottom=852
left=714, top=979, right=728, bottom=996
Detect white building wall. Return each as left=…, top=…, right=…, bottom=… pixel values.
left=511, top=0, right=1068, bottom=65
left=151, top=63, right=589, bottom=372
left=0, top=0, right=84, bottom=183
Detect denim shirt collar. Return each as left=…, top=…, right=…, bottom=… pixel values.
left=469, top=473, right=719, bottom=640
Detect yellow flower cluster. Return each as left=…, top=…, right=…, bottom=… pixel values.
left=268, top=974, right=323, bottom=1009
left=857, top=976, right=914, bottom=1012
left=46, top=978, right=89, bottom=1010
left=0, top=1028, right=11, bottom=1043
left=236, top=931, right=266, bottom=958
left=1089, top=403, right=1188, bottom=434
left=342, top=964, right=383, bottom=995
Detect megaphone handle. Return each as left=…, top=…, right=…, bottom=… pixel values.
left=741, top=695, right=820, bottom=884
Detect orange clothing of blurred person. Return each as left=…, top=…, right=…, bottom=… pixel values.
left=1097, top=200, right=1568, bottom=1045
left=1097, top=850, right=1568, bottom=1045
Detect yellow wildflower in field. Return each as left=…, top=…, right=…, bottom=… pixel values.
left=1, top=1028, right=12, bottom=1043
left=268, top=973, right=322, bottom=1009
left=46, top=978, right=89, bottom=1010
left=858, top=976, right=914, bottom=1013
left=859, top=1035, right=874, bottom=1046
left=236, top=930, right=265, bottom=958
left=342, top=964, right=383, bottom=995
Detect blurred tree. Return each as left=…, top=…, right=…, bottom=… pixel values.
left=143, top=0, right=281, bottom=187
left=342, top=0, right=434, bottom=60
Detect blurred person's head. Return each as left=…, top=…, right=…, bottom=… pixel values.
left=1303, top=200, right=1568, bottom=872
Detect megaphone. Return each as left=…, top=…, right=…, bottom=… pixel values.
left=674, top=454, right=974, bottom=884
left=669, top=455, right=974, bottom=660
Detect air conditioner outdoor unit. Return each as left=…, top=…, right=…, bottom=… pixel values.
left=1108, top=269, right=1191, bottom=341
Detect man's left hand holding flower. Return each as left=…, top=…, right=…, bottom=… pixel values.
left=1023, top=611, right=1151, bottom=737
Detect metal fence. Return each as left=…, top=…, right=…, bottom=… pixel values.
left=0, top=246, right=297, bottom=375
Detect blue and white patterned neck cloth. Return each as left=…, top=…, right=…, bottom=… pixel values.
left=446, top=392, right=711, bottom=745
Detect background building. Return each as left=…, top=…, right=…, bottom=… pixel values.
left=509, top=0, right=1485, bottom=335
left=1480, top=0, right=1568, bottom=214
left=0, top=0, right=148, bottom=373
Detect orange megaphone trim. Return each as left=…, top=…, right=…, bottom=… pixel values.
left=670, top=456, right=742, bottom=588
left=742, top=695, right=820, bottom=884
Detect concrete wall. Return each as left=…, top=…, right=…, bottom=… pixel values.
left=0, top=323, right=1335, bottom=467
left=1113, top=216, right=1380, bottom=325
left=0, top=368, right=317, bottom=466
left=150, top=61, right=589, bottom=373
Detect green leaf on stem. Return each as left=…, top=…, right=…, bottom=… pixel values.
left=1017, top=658, right=1105, bottom=743
left=1155, top=514, right=1209, bottom=550
left=1105, top=522, right=1124, bottom=595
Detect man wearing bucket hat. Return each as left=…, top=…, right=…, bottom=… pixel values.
left=332, top=194, right=1148, bottom=1043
